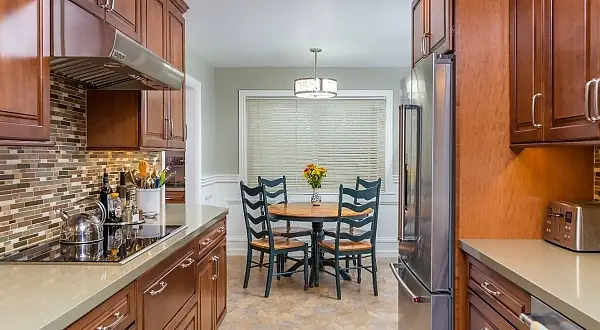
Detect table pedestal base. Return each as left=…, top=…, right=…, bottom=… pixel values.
left=283, top=222, right=351, bottom=286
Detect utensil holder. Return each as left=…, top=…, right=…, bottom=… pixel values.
left=136, top=188, right=162, bottom=215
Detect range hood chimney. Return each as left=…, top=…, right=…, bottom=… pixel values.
left=50, top=0, right=184, bottom=90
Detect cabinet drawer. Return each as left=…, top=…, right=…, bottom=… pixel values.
left=469, top=290, right=516, bottom=330
left=67, top=283, right=135, bottom=330
left=198, top=221, right=226, bottom=259
left=468, top=256, right=530, bottom=330
left=138, top=246, right=196, bottom=330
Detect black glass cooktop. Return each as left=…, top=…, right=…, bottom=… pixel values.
left=0, top=224, right=186, bottom=264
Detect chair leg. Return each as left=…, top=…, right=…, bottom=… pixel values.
left=243, top=247, right=252, bottom=289
left=265, top=253, right=275, bottom=298
left=357, top=255, right=362, bottom=284
left=276, top=255, right=281, bottom=281
left=345, top=255, right=350, bottom=270
left=371, top=252, right=378, bottom=296
left=259, top=252, right=265, bottom=268
left=335, top=254, right=342, bottom=300
left=353, top=254, right=357, bottom=266
left=303, top=245, right=309, bottom=290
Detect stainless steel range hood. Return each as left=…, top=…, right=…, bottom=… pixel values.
left=50, top=0, right=184, bottom=90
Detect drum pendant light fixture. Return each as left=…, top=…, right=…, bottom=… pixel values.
left=294, top=48, right=338, bottom=98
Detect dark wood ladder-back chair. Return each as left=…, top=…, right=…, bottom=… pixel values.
left=317, top=183, right=381, bottom=300
left=257, top=175, right=312, bottom=269
left=240, top=181, right=309, bottom=298
left=346, top=176, right=382, bottom=269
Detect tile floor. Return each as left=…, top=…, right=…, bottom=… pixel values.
left=220, top=255, right=398, bottom=330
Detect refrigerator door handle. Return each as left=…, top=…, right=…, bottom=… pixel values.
left=390, top=263, right=427, bottom=303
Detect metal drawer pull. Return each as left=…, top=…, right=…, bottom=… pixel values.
left=211, top=256, right=218, bottom=280
left=585, top=79, right=597, bottom=122
left=179, top=257, right=194, bottom=268
left=170, top=119, right=174, bottom=139
left=201, top=238, right=212, bottom=247
left=108, top=0, right=115, bottom=12
left=531, top=93, right=542, bottom=128
left=215, top=256, right=220, bottom=279
left=148, top=281, right=168, bottom=296
left=480, top=281, right=502, bottom=297
left=594, top=78, right=600, bottom=120
left=421, top=34, right=426, bottom=57
left=519, top=313, right=534, bottom=326
left=217, top=227, right=226, bottom=234
left=97, top=312, right=124, bottom=330
left=481, top=328, right=492, bottom=330
left=100, top=0, right=110, bottom=9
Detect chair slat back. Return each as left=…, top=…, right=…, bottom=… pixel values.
left=258, top=176, right=288, bottom=205
left=335, top=183, right=381, bottom=249
left=354, top=176, right=382, bottom=204
left=240, top=181, right=274, bottom=246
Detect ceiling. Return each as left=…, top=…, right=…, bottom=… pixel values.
left=185, top=0, right=412, bottom=67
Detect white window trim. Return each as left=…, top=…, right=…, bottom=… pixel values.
left=239, top=89, right=395, bottom=195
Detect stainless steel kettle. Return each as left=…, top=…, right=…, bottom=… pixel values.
left=59, top=198, right=107, bottom=244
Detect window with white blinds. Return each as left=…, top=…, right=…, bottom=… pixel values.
left=245, top=97, right=387, bottom=193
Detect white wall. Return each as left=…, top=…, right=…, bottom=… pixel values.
left=207, top=66, right=409, bottom=256
left=186, top=48, right=217, bottom=177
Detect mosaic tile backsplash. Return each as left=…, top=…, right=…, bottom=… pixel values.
left=0, top=75, right=159, bottom=255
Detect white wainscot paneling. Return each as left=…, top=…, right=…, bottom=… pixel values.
left=201, top=175, right=399, bottom=257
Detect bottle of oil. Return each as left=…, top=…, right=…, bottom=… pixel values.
left=100, top=168, right=112, bottom=218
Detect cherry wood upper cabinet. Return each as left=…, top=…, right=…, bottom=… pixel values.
left=69, top=0, right=106, bottom=19
left=0, top=0, right=51, bottom=144
left=141, top=0, right=168, bottom=149
left=427, top=0, right=453, bottom=55
left=509, top=0, right=544, bottom=143
left=510, top=0, right=600, bottom=145
left=412, top=0, right=426, bottom=67
left=411, top=0, right=453, bottom=68
left=167, top=0, right=186, bottom=149
left=106, top=0, right=142, bottom=43
left=543, top=0, right=600, bottom=141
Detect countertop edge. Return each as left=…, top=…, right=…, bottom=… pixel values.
left=43, top=208, right=228, bottom=330
left=460, top=239, right=599, bottom=330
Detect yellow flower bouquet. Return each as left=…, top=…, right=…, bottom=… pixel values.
left=303, top=163, right=327, bottom=189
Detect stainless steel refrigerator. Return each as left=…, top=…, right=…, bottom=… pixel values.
left=391, top=53, right=454, bottom=330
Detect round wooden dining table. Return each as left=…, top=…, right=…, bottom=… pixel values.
left=268, top=202, right=370, bottom=287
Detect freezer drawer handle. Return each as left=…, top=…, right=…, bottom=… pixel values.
left=480, top=281, right=502, bottom=297
left=389, top=263, right=425, bottom=303
left=519, top=313, right=534, bottom=326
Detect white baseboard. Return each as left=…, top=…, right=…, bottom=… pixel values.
left=226, top=236, right=398, bottom=257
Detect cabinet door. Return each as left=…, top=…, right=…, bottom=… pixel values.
left=0, top=0, right=50, bottom=143
left=172, top=304, right=198, bottom=330
left=69, top=0, right=106, bottom=19
left=509, top=0, right=544, bottom=143
left=167, top=0, right=186, bottom=149
left=106, top=0, right=142, bottom=42
left=543, top=0, right=600, bottom=141
left=198, top=253, right=215, bottom=330
left=427, top=0, right=453, bottom=54
left=140, top=0, right=168, bottom=149
left=412, top=0, right=426, bottom=67
left=214, top=240, right=227, bottom=327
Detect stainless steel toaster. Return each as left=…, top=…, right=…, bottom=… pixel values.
left=545, top=201, right=600, bottom=252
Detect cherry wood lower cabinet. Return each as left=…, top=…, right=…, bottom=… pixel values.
left=67, top=217, right=227, bottom=330
left=466, top=255, right=530, bottom=330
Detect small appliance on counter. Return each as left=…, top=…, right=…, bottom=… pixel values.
left=165, top=151, right=186, bottom=203
left=545, top=201, right=600, bottom=252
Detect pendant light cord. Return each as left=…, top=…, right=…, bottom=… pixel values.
left=313, top=50, right=318, bottom=79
